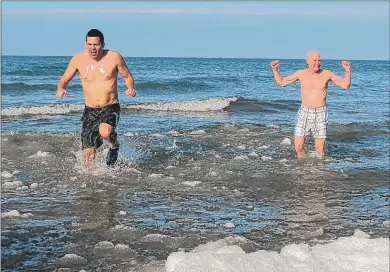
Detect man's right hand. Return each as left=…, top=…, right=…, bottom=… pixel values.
left=56, top=87, right=67, bottom=99
left=270, top=60, right=280, bottom=70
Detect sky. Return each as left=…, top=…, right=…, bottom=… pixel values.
left=1, top=1, right=389, bottom=60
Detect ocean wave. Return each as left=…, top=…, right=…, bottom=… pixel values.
left=1, top=97, right=239, bottom=117
left=227, top=98, right=301, bottom=113
left=122, top=97, right=239, bottom=112
left=1, top=104, right=84, bottom=117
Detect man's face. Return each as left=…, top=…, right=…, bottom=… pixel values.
left=307, top=53, right=321, bottom=72
left=86, top=37, right=104, bottom=59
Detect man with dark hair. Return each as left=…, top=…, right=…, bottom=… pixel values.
left=57, top=28, right=136, bottom=168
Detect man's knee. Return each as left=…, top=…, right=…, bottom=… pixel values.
left=315, top=138, right=326, bottom=150
left=99, top=123, right=113, bottom=139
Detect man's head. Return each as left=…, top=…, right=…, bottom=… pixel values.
left=306, top=50, right=321, bottom=73
left=85, top=29, right=105, bottom=59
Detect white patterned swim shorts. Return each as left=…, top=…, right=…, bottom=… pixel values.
left=294, top=105, right=328, bottom=139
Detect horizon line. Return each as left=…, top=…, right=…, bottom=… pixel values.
left=1, top=54, right=389, bottom=62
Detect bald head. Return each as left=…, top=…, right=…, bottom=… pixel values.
left=306, top=50, right=321, bottom=73
left=306, top=51, right=321, bottom=61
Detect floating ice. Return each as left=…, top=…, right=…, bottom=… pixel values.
left=58, top=254, right=87, bottom=267
left=16, top=186, right=29, bottom=191
left=261, top=156, right=273, bottom=161
left=148, top=173, right=165, bottom=179
left=1, top=171, right=13, bottom=179
left=280, top=137, right=292, bottom=146
left=234, top=155, right=249, bottom=160
left=94, top=241, right=115, bottom=250
left=189, top=130, right=206, bottom=135
left=1, top=210, right=33, bottom=218
left=182, top=181, right=202, bottom=187
left=247, top=152, right=259, bottom=158
left=224, top=223, right=235, bottom=229
left=167, top=130, right=181, bottom=136
left=28, top=151, right=50, bottom=158
left=1, top=210, right=21, bottom=218
left=165, top=232, right=389, bottom=272
left=3, top=181, right=22, bottom=189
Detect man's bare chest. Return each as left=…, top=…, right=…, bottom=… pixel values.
left=300, top=73, right=330, bottom=89
left=78, top=61, right=117, bottom=82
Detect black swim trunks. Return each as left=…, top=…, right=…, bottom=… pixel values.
left=81, top=103, right=121, bottom=149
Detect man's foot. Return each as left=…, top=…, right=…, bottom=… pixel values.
left=96, top=137, right=103, bottom=149
left=296, top=149, right=307, bottom=159
left=106, top=145, right=119, bottom=166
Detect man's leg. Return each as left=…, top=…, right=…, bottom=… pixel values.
left=294, top=135, right=306, bottom=158
left=83, top=147, right=96, bottom=169
left=314, top=138, right=326, bottom=159
left=99, top=123, right=118, bottom=148
left=99, top=123, right=119, bottom=166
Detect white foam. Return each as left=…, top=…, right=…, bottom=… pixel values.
left=2, top=104, right=84, bottom=117
left=123, top=97, right=238, bottom=112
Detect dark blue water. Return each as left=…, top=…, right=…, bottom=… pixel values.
left=1, top=56, right=389, bottom=271
left=2, top=56, right=389, bottom=170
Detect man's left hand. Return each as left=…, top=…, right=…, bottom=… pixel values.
left=125, top=88, right=136, bottom=97
left=341, top=61, right=351, bottom=71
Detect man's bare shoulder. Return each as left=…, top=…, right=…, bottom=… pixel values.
left=106, top=50, right=123, bottom=59
left=70, top=51, right=88, bottom=63
left=294, top=69, right=306, bottom=77
left=321, top=69, right=334, bottom=77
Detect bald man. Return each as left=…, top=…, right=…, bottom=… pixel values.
left=270, top=51, right=351, bottom=159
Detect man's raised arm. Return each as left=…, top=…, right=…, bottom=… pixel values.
left=329, top=60, right=351, bottom=90
left=270, top=60, right=300, bottom=87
